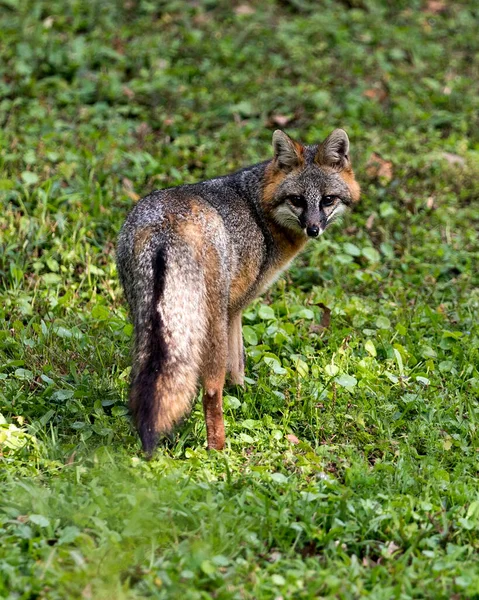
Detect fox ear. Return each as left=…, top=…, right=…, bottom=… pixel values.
left=272, top=130, right=304, bottom=172
left=316, top=129, right=350, bottom=170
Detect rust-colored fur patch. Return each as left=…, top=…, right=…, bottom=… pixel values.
left=262, top=162, right=287, bottom=206
left=134, top=225, right=156, bottom=257
left=270, top=221, right=306, bottom=263
left=173, top=195, right=225, bottom=320
left=291, top=139, right=305, bottom=163
left=259, top=231, right=307, bottom=295
left=315, top=153, right=361, bottom=204
left=229, top=255, right=260, bottom=308
left=262, top=143, right=305, bottom=204
left=175, top=219, right=204, bottom=260
left=261, top=163, right=308, bottom=263
left=339, top=168, right=361, bottom=203
left=175, top=198, right=222, bottom=261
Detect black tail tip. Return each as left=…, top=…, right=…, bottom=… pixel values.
left=140, top=427, right=159, bottom=459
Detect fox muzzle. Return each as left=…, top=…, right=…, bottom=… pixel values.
left=306, top=224, right=320, bottom=237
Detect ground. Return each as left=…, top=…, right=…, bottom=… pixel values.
left=1, top=1, right=479, bottom=598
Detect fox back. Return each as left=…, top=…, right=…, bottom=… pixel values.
left=117, top=129, right=360, bottom=454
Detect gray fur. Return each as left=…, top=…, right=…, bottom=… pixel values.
left=316, top=128, right=350, bottom=170
left=273, top=130, right=301, bottom=171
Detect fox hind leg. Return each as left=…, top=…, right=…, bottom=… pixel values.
left=202, top=311, right=228, bottom=451
left=227, top=312, right=245, bottom=386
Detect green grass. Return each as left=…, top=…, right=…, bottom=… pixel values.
left=1, top=0, right=479, bottom=598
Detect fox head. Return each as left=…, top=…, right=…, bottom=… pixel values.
left=263, top=129, right=360, bottom=238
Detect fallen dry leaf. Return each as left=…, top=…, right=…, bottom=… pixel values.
left=122, top=86, right=135, bottom=100
left=235, top=4, right=255, bottom=15
left=269, top=551, right=282, bottom=562
left=366, top=213, right=376, bottom=230
left=309, top=303, right=331, bottom=335
left=286, top=434, right=300, bottom=444
left=441, top=152, right=465, bottom=166
left=66, top=451, right=76, bottom=466
left=193, top=13, right=211, bottom=25
left=385, top=540, right=400, bottom=556
left=366, top=152, right=394, bottom=182
left=363, top=87, right=388, bottom=102
left=17, top=515, right=29, bottom=523
left=424, top=0, right=447, bottom=14
left=135, top=122, right=151, bottom=139
left=270, top=114, right=293, bottom=128
left=318, top=303, right=331, bottom=329
left=123, top=177, right=140, bottom=202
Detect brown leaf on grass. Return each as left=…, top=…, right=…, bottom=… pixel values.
left=309, top=303, right=331, bottom=334
left=362, top=556, right=379, bottom=567
left=365, top=213, right=376, bottom=230
left=340, top=335, right=351, bottom=351
left=424, top=0, right=447, bottom=14
left=363, top=87, right=388, bottom=102
left=267, top=113, right=294, bottom=128
left=65, top=451, right=76, bottom=466
left=273, top=114, right=292, bottom=127
left=286, top=434, right=300, bottom=444
left=122, top=86, right=135, bottom=100
left=193, top=13, right=211, bottom=25
left=385, top=541, right=400, bottom=556
left=235, top=4, right=255, bottom=15
left=269, top=550, right=282, bottom=562
left=426, top=196, right=436, bottom=209
left=318, top=303, right=331, bottom=329
left=123, top=178, right=140, bottom=202
left=366, top=152, right=393, bottom=182
left=135, top=122, right=151, bottom=140
left=17, top=515, right=29, bottom=523
left=441, top=152, right=465, bottom=166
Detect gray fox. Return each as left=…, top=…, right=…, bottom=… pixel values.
left=117, top=129, right=360, bottom=454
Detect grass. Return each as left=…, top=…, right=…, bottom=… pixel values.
left=1, top=0, right=479, bottom=597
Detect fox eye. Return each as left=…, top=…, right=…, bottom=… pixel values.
left=287, top=194, right=305, bottom=208
left=322, top=195, right=339, bottom=207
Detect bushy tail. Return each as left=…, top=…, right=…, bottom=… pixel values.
left=129, top=245, right=206, bottom=456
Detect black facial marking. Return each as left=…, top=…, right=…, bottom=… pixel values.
left=287, top=194, right=306, bottom=208
left=322, top=195, right=339, bottom=207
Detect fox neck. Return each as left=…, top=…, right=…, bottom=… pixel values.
left=267, top=216, right=307, bottom=262
left=223, top=160, right=270, bottom=203
left=259, top=161, right=308, bottom=263
left=225, top=160, right=307, bottom=264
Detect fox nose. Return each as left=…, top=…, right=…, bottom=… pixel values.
left=306, top=224, right=320, bottom=238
